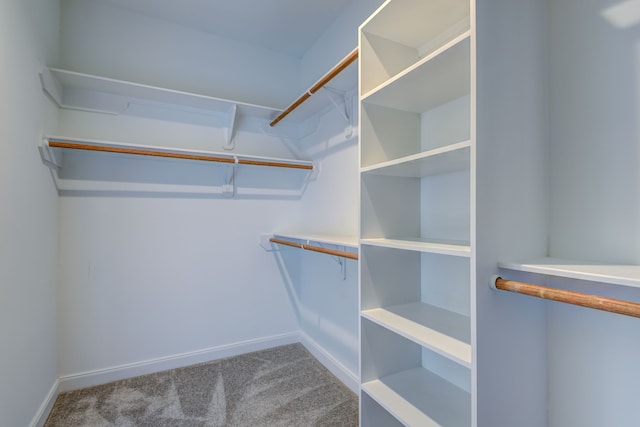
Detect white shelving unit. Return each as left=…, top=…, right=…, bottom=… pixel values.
left=358, top=0, right=474, bottom=424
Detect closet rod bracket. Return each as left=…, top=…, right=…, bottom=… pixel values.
left=221, top=157, right=238, bottom=197
left=223, top=104, right=238, bottom=150
left=319, top=87, right=354, bottom=138
left=38, top=139, right=61, bottom=169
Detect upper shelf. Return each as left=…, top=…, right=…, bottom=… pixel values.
left=269, top=48, right=358, bottom=126
left=40, top=66, right=279, bottom=121
left=498, top=257, right=640, bottom=289
left=41, top=52, right=359, bottom=134
left=360, top=0, right=470, bottom=95
left=361, top=33, right=470, bottom=113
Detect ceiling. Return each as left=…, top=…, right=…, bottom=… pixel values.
left=100, top=0, right=354, bottom=57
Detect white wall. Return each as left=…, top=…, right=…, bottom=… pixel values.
left=56, top=1, right=308, bottom=383
left=300, top=0, right=385, bottom=90
left=61, top=0, right=300, bottom=109
left=0, top=0, right=60, bottom=425
left=476, top=0, right=550, bottom=424
left=547, top=0, right=640, bottom=424
left=295, top=107, right=361, bottom=388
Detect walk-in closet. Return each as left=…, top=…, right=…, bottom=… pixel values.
left=3, top=0, right=640, bottom=426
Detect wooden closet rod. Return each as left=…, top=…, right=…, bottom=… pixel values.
left=269, top=48, right=359, bottom=127
left=48, top=140, right=313, bottom=170
left=270, top=237, right=358, bottom=260
left=494, top=277, right=640, bottom=318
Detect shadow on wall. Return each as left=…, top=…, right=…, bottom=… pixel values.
left=46, top=149, right=315, bottom=199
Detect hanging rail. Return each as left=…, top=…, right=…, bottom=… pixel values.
left=269, top=48, right=359, bottom=127
left=270, top=237, right=358, bottom=260
left=492, top=276, right=640, bottom=318
left=47, top=139, right=314, bottom=170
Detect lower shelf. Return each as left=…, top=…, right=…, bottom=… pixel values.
left=361, top=303, right=471, bottom=367
left=362, top=367, right=471, bottom=427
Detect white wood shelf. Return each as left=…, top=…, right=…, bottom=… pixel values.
left=361, top=237, right=470, bottom=257
left=361, top=140, right=470, bottom=177
left=271, top=232, right=358, bottom=249
left=40, top=66, right=278, bottom=120
left=499, top=257, right=640, bottom=289
left=359, top=0, right=470, bottom=95
left=362, top=367, right=471, bottom=427
left=362, top=303, right=471, bottom=367
left=361, top=33, right=470, bottom=113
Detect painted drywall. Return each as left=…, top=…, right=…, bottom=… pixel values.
left=56, top=109, right=306, bottom=378
left=0, top=0, right=60, bottom=425
left=55, top=1, right=311, bottom=381
left=60, top=0, right=300, bottom=109
left=547, top=0, right=640, bottom=424
left=296, top=107, right=361, bottom=385
left=549, top=0, right=640, bottom=264
left=300, top=0, right=386, bottom=90
left=475, top=0, right=550, bottom=424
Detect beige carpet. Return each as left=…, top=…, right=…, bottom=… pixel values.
left=45, top=343, right=358, bottom=426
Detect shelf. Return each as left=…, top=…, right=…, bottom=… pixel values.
left=361, top=140, right=470, bottom=177
left=499, top=257, right=640, bottom=289
left=271, top=232, right=358, bottom=249
left=362, top=368, right=471, bottom=427
left=362, top=303, right=471, bottom=367
left=40, top=66, right=278, bottom=120
left=269, top=48, right=358, bottom=126
left=361, top=238, right=470, bottom=257
left=361, top=33, right=470, bottom=113
left=359, top=0, right=470, bottom=94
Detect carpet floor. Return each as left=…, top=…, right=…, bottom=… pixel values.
left=45, top=343, right=358, bottom=426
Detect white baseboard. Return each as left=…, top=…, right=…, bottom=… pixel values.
left=298, top=332, right=359, bottom=394
left=58, top=332, right=299, bottom=392
left=30, top=379, right=59, bottom=427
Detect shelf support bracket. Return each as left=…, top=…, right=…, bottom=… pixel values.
left=221, top=157, right=237, bottom=197
left=38, top=140, right=61, bottom=170
left=320, top=87, right=354, bottom=138
left=223, top=104, right=237, bottom=150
